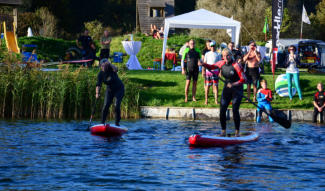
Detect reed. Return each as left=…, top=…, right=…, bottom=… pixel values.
left=0, top=65, right=141, bottom=120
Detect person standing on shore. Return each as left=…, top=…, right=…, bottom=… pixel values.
left=313, top=82, right=325, bottom=123
left=202, top=41, right=221, bottom=105
left=200, top=48, right=246, bottom=137
left=96, top=59, right=124, bottom=126
left=181, top=39, right=201, bottom=102
left=100, top=30, right=112, bottom=61
left=285, top=45, right=303, bottom=100
left=243, top=41, right=261, bottom=102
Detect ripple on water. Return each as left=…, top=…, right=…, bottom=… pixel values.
left=0, top=119, right=324, bottom=190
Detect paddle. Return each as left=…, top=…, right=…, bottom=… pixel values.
left=88, top=98, right=98, bottom=130
left=206, top=68, right=291, bottom=129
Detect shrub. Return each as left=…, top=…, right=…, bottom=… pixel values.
left=17, top=12, right=42, bottom=37
left=35, top=7, right=57, bottom=38
left=84, top=20, right=104, bottom=41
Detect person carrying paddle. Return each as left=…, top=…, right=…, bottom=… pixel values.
left=95, top=58, right=124, bottom=126
left=256, top=79, right=274, bottom=123
left=200, top=48, right=246, bottom=137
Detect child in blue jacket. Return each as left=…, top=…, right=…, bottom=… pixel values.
left=256, top=79, right=274, bottom=123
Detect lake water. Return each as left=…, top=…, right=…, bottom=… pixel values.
left=0, top=119, right=324, bottom=190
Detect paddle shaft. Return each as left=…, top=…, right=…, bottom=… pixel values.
left=206, top=68, right=272, bottom=117
left=88, top=98, right=98, bottom=129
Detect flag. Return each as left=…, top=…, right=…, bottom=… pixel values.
left=263, top=16, right=269, bottom=34
left=227, top=16, right=233, bottom=37
left=272, top=0, right=284, bottom=77
left=302, top=5, right=311, bottom=24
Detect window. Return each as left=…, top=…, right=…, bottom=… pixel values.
left=150, top=7, right=164, bottom=17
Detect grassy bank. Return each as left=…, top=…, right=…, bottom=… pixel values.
left=14, top=34, right=206, bottom=68
left=0, top=66, right=140, bottom=120
left=127, top=70, right=325, bottom=110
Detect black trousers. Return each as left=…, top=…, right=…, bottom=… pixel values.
left=101, top=86, right=124, bottom=125
left=313, top=107, right=324, bottom=123
left=220, top=86, right=243, bottom=130
left=100, top=48, right=110, bottom=61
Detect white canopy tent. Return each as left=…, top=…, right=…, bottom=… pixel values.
left=161, top=9, right=241, bottom=69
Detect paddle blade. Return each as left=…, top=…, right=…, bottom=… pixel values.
left=269, top=109, right=291, bottom=129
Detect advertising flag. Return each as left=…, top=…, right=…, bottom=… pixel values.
left=271, top=0, right=284, bottom=77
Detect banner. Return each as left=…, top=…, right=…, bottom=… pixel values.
left=271, top=0, right=284, bottom=76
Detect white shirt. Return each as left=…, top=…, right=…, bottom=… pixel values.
left=204, top=51, right=221, bottom=76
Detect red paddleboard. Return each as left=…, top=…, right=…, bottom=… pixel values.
left=90, top=124, right=127, bottom=137
left=189, top=131, right=259, bottom=147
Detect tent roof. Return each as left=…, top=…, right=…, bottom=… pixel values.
left=165, top=9, right=240, bottom=28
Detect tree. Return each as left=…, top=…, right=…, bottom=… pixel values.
left=190, top=0, right=269, bottom=45
left=310, top=0, right=325, bottom=40
left=35, top=7, right=57, bottom=38
left=264, top=7, right=292, bottom=39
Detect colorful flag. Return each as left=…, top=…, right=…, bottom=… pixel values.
left=263, top=16, right=269, bottom=34
left=302, top=5, right=311, bottom=24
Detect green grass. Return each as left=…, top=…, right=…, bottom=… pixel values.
left=127, top=70, right=325, bottom=110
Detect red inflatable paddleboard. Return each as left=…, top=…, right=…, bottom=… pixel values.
left=189, top=131, right=259, bottom=147
left=90, top=124, right=127, bottom=136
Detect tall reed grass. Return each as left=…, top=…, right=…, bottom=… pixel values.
left=0, top=64, right=141, bottom=120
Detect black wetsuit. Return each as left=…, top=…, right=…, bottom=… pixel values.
left=313, top=91, right=325, bottom=123
left=96, top=68, right=124, bottom=125
left=185, top=48, right=200, bottom=81
left=220, top=61, right=244, bottom=131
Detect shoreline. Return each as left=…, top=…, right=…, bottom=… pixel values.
left=140, top=106, right=322, bottom=123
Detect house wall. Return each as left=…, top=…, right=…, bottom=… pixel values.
left=137, top=0, right=174, bottom=34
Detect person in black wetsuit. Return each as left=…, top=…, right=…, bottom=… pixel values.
left=200, top=48, right=246, bottom=137
left=181, top=39, right=202, bottom=102
left=96, top=58, right=124, bottom=126
left=313, top=82, right=325, bottom=123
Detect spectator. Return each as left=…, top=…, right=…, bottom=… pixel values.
left=181, top=39, right=201, bottom=102
left=202, top=41, right=221, bottom=105
left=228, top=42, right=243, bottom=65
left=76, top=29, right=96, bottom=67
left=285, top=45, right=303, bottom=100
left=201, top=40, right=211, bottom=61
left=159, top=26, right=164, bottom=38
left=100, top=30, right=112, bottom=61
left=313, top=82, right=325, bottom=123
left=179, top=41, right=189, bottom=59
left=256, top=79, right=274, bottom=123
left=243, top=40, right=261, bottom=102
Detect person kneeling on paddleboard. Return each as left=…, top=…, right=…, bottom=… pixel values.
left=200, top=48, right=246, bottom=137
left=96, top=58, right=124, bottom=126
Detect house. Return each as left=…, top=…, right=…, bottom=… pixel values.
left=0, top=0, right=22, bottom=30
left=136, top=0, right=174, bottom=34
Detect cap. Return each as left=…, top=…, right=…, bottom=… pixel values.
left=210, top=41, right=216, bottom=47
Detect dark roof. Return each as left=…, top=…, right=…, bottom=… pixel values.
left=0, top=0, right=22, bottom=6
